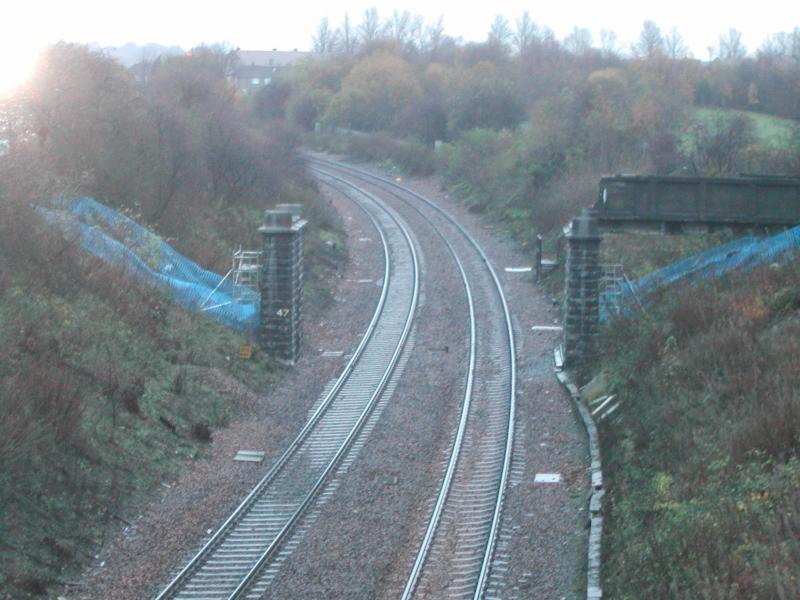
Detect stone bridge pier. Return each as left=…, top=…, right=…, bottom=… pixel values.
left=563, top=208, right=601, bottom=369
left=259, top=205, right=306, bottom=365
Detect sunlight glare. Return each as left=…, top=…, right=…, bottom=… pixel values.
left=0, top=36, right=40, bottom=98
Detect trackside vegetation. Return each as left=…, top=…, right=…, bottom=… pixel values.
left=1, top=12, right=799, bottom=597
left=286, top=18, right=799, bottom=246
left=599, top=261, right=800, bottom=598
left=282, top=13, right=800, bottom=598
left=0, top=44, right=341, bottom=597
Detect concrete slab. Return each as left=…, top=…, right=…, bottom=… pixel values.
left=234, top=451, right=265, bottom=463
left=534, top=473, right=562, bottom=483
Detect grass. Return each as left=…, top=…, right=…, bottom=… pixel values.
left=0, top=184, right=343, bottom=597
left=0, top=259, right=273, bottom=596
left=693, top=107, right=800, bottom=154
left=600, top=230, right=740, bottom=280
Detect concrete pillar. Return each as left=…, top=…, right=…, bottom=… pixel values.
left=259, top=208, right=307, bottom=365
left=563, top=209, right=602, bottom=368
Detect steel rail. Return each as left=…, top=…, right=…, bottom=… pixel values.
left=307, top=155, right=517, bottom=600
left=226, top=169, right=420, bottom=598
left=155, top=166, right=419, bottom=600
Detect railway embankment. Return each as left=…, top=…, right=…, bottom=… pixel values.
left=590, top=257, right=800, bottom=598
left=69, top=183, right=370, bottom=600
left=0, top=188, right=344, bottom=600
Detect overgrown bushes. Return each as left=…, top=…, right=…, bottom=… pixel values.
left=0, top=181, right=278, bottom=595
left=437, top=128, right=576, bottom=242
left=0, top=43, right=338, bottom=597
left=310, top=130, right=436, bottom=176
left=2, top=43, right=308, bottom=273
left=600, top=261, right=800, bottom=598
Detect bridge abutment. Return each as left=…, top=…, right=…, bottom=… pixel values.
left=563, top=209, right=601, bottom=369
left=259, top=207, right=306, bottom=365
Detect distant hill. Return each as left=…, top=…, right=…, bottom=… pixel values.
left=90, top=42, right=185, bottom=67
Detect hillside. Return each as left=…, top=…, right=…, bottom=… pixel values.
left=0, top=44, right=343, bottom=597
left=596, top=255, right=800, bottom=598
left=0, top=194, right=273, bottom=595
left=693, top=108, right=800, bottom=154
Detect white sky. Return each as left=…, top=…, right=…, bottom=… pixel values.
left=1, top=0, right=799, bottom=96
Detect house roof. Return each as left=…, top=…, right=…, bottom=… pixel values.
left=236, top=50, right=316, bottom=68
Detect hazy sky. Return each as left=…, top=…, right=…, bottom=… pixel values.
left=2, top=0, right=798, bottom=95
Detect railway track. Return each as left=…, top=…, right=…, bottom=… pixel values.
left=154, top=168, right=420, bottom=599
left=307, top=156, right=516, bottom=600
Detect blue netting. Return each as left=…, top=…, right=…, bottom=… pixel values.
left=601, top=224, right=800, bottom=320
left=38, top=198, right=259, bottom=331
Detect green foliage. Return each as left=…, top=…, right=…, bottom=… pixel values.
left=438, top=128, right=571, bottom=241
left=445, top=62, right=526, bottom=134
left=310, top=131, right=436, bottom=177
left=287, top=88, right=333, bottom=131
left=600, top=231, right=739, bottom=280
left=325, top=52, right=423, bottom=131
left=0, top=272, right=264, bottom=596
left=600, top=260, right=800, bottom=598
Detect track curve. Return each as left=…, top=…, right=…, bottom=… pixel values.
left=307, top=155, right=516, bottom=600
left=155, top=166, right=420, bottom=600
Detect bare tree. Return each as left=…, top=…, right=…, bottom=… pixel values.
left=759, top=27, right=800, bottom=61
left=634, top=20, right=664, bottom=58
left=487, top=14, right=512, bottom=50
left=422, top=16, right=446, bottom=57
left=513, top=11, right=538, bottom=55
left=341, top=13, right=357, bottom=54
left=563, top=27, right=593, bottom=55
left=312, top=17, right=340, bottom=53
left=688, top=114, right=754, bottom=175
left=664, top=27, right=689, bottom=59
left=599, top=29, right=618, bottom=56
left=384, top=10, right=423, bottom=49
left=717, top=28, right=747, bottom=62
left=359, top=7, right=382, bottom=46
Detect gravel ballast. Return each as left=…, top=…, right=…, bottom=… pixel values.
left=75, top=185, right=384, bottom=600
left=264, top=161, right=588, bottom=599
left=75, top=160, right=589, bottom=600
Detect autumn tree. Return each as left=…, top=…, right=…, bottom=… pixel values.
left=446, top=61, right=525, bottom=133
left=579, top=68, right=637, bottom=171
left=325, top=51, right=423, bottom=131
left=17, top=43, right=145, bottom=209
